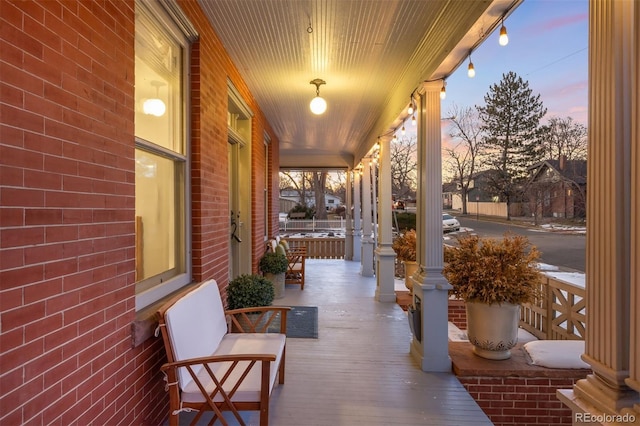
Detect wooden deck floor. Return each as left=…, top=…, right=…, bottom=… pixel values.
left=176, top=259, right=492, bottom=425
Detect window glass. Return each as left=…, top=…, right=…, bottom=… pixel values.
left=135, top=8, right=183, bottom=154
left=134, top=2, right=190, bottom=309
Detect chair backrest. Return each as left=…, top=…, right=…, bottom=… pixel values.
left=164, top=279, right=227, bottom=388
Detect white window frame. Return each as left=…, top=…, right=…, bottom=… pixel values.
left=134, top=0, right=196, bottom=311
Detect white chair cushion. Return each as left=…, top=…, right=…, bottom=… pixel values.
left=164, top=279, right=228, bottom=388
left=181, top=333, right=286, bottom=403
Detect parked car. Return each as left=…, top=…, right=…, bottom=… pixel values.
left=442, top=213, right=460, bottom=232
left=393, top=200, right=405, bottom=210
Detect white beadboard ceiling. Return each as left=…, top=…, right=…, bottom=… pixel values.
left=198, top=0, right=520, bottom=169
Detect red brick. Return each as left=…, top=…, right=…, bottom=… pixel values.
left=44, top=258, right=78, bottom=279
left=0, top=327, right=24, bottom=353
left=24, top=312, right=63, bottom=343
left=2, top=301, right=46, bottom=330
left=0, top=165, right=24, bottom=188
left=1, top=187, right=45, bottom=208
left=0, top=248, right=25, bottom=270
left=45, top=290, right=80, bottom=315
left=478, top=392, right=503, bottom=401
left=25, top=208, right=63, bottom=225
left=1, top=226, right=45, bottom=249
left=24, top=243, right=64, bottom=265
left=24, top=279, right=62, bottom=304
left=0, top=339, right=44, bottom=373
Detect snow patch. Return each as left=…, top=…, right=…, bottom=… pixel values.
left=524, top=340, right=590, bottom=369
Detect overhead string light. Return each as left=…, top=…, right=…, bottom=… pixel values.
left=440, top=80, right=446, bottom=100
left=467, top=52, right=475, bottom=78
left=407, top=97, right=414, bottom=115
left=499, top=17, right=509, bottom=46
left=401, top=122, right=406, bottom=135
left=411, top=115, right=416, bottom=126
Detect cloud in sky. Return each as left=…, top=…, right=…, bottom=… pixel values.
left=521, top=13, right=588, bottom=36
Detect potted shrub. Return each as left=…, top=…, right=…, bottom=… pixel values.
left=392, top=229, right=418, bottom=292
left=443, top=233, right=541, bottom=360
left=226, top=274, right=275, bottom=310
left=259, top=251, right=288, bottom=299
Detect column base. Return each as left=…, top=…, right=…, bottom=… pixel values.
left=360, top=237, right=374, bottom=277
left=410, top=337, right=451, bottom=372
left=558, top=389, right=640, bottom=425
left=374, top=246, right=396, bottom=302
left=410, top=275, right=451, bottom=372
left=574, top=375, right=640, bottom=413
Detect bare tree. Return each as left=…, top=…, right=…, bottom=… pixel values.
left=312, top=171, right=328, bottom=219
left=390, top=135, right=417, bottom=200
left=541, top=116, right=587, bottom=161
left=280, top=171, right=309, bottom=206
left=443, top=104, right=484, bottom=215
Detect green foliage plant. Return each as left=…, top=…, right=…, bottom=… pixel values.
left=392, top=229, right=417, bottom=262
left=443, top=233, right=541, bottom=305
left=259, top=251, right=288, bottom=274
left=226, top=274, right=275, bottom=310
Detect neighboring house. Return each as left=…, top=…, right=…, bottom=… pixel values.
left=442, top=182, right=457, bottom=209
left=280, top=189, right=343, bottom=211
left=526, top=157, right=587, bottom=219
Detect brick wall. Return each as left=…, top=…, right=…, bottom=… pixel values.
left=458, top=376, right=584, bottom=426
left=1, top=1, right=276, bottom=424
left=448, top=298, right=467, bottom=329
left=450, top=342, right=590, bottom=426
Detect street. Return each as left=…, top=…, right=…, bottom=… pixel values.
left=448, top=215, right=586, bottom=273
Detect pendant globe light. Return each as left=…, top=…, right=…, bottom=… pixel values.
left=309, top=78, right=327, bottom=115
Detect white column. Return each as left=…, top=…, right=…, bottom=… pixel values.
left=409, top=81, right=451, bottom=372
left=345, top=170, right=354, bottom=261
left=353, top=168, right=362, bottom=262
left=558, top=0, right=640, bottom=419
left=360, top=158, right=375, bottom=276
left=625, top=0, right=640, bottom=419
left=375, top=138, right=397, bottom=302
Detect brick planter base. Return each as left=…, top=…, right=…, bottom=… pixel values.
left=450, top=342, right=590, bottom=426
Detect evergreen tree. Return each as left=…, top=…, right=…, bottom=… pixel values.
left=477, top=71, right=547, bottom=219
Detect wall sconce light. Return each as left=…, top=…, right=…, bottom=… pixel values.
left=467, top=54, right=475, bottom=78
left=440, top=80, right=446, bottom=100
left=499, top=18, right=509, bottom=46
left=143, top=80, right=166, bottom=117
left=309, top=78, right=327, bottom=115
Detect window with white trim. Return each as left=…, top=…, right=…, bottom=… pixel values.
left=134, top=1, right=192, bottom=310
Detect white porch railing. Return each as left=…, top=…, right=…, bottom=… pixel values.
left=520, top=274, right=586, bottom=340
left=279, top=218, right=346, bottom=232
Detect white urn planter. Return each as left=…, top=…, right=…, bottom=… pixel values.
left=466, top=301, right=520, bottom=360
left=265, top=272, right=285, bottom=299
left=403, top=260, right=418, bottom=293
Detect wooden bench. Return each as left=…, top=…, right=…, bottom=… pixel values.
left=156, top=279, right=290, bottom=426
left=269, top=238, right=307, bottom=290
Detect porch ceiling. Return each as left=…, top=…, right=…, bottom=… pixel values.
left=198, top=0, right=520, bottom=169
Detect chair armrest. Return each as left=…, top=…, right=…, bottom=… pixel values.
left=286, top=247, right=307, bottom=264
left=225, top=306, right=291, bottom=333
left=161, top=354, right=276, bottom=403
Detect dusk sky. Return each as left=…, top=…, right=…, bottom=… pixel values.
left=441, top=0, right=588, bottom=126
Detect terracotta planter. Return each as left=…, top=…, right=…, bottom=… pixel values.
left=403, top=261, right=419, bottom=293
left=265, top=272, right=285, bottom=299
left=466, top=301, right=520, bottom=360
